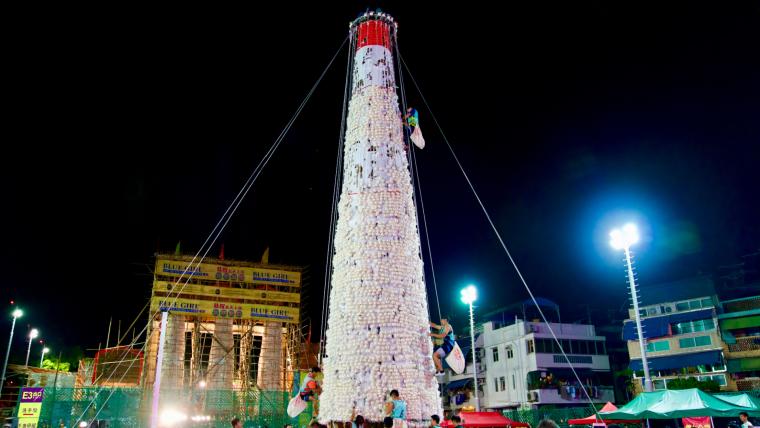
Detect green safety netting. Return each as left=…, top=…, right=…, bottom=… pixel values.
left=600, top=389, right=755, bottom=419
left=35, top=387, right=292, bottom=428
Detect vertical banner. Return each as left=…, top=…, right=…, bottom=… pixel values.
left=17, top=387, right=44, bottom=427
left=683, top=417, right=711, bottom=428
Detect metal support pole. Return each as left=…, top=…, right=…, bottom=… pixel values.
left=0, top=315, right=18, bottom=397
left=468, top=302, right=480, bottom=411
left=25, top=333, right=33, bottom=368
left=150, top=310, right=169, bottom=428
left=626, top=247, right=652, bottom=392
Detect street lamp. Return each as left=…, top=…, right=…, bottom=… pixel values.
left=25, top=328, right=39, bottom=368
left=40, top=347, right=50, bottom=368
left=610, top=223, right=652, bottom=392
left=1, top=309, right=23, bottom=397
left=460, top=284, right=480, bottom=411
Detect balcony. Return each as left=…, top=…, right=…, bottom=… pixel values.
left=736, top=378, right=760, bottom=391
left=528, top=386, right=614, bottom=404
left=728, top=336, right=760, bottom=353
left=724, top=297, right=760, bottom=313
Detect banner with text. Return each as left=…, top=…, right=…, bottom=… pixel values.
left=150, top=297, right=299, bottom=323
left=152, top=281, right=300, bottom=303
left=17, top=387, right=44, bottom=427
left=155, top=259, right=301, bottom=286
left=683, top=417, right=711, bottom=428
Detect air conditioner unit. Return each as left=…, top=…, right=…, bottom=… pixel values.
left=527, top=391, right=538, bottom=402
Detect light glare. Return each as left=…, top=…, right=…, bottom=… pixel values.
left=460, top=285, right=477, bottom=304
left=30, top=329, right=39, bottom=339
left=609, top=223, right=639, bottom=250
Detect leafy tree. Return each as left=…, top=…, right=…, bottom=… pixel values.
left=666, top=377, right=720, bottom=392
left=42, top=358, right=70, bottom=372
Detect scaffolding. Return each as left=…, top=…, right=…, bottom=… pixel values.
left=139, top=254, right=307, bottom=421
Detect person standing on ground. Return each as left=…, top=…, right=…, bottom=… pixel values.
left=741, top=412, right=754, bottom=428
left=430, top=415, right=441, bottom=428
left=451, top=415, right=463, bottom=428
left=385, top=389, right=408, bottom=428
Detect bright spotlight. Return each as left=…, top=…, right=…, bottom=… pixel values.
left=29, top=329, right=39, bottom=339
left=160, top=408, right=188, bottom=426
left=12, top=309, right=23, bottom=318
left=609, top=223, right=639, bottom=250
left=460, top=285, right=477, bottom=305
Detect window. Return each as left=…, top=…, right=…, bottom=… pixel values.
left=527, top=339, right=535, bottom=354
left=702, top=318, right=716, bottom=330
left=676, top=302, right=690, bottom=311
left=647, top=307, right=659, bottom=316
left=701, top=298, right=713, bottom=308
left=506, top=346, right=514, bottom=359
left=673, top=319, right=715, bottom=335
left=698, top=374, right=727, bottom=386
left=653, top=379, right=666, bottom=390
left=500, top=377, right=506, bottom=391
left=553, top=355, right=592, bottom=364
left=494, top=378, right=499, bottom=392
left=492, top=347, right=499, bottom=362
left=679, top=335, right=711, bottom=348
left=512, top=374, right=516, bottom=389
left=646, top=341, right=671, bottom=352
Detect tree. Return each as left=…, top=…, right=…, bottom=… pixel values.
left=42, top=358, right=70, bottom=372
left=614, top=368, right=636, bottom=400
left=666, top=377, right=720, bottom=392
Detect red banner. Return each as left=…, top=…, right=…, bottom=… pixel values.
left=683, top=417, right=711, bottom=428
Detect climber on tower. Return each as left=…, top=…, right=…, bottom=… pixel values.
left=403, top=107, right=425, bottom=149
left=299, top=366, right=322, bottom=418
left=429, top=318, right=455, bottom=375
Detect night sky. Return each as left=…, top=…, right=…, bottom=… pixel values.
left=3, top=2, right=759, bottom=365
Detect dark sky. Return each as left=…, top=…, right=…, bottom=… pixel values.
left=3, top=2, right=759, bottom=362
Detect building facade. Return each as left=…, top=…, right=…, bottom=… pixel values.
left=481, top=320, right=613, bottom=408
left=441, top=300, right=615, bottom=412
left=624, top=295, right=729, bottom=392
left=718, top=295, right=760, bottom=391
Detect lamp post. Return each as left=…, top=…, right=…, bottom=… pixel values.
left=1, top=309, right=23, bottom=397
left=460, top=285, right=480, bottom=411
left=610, top=223, right=652, bottom=392
left=25, top=328, right=39, bottom=368
left=40, top=347, right=50, bottom=368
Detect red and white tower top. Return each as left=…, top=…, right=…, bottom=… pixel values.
left=350, top=11, right=397, bottom=50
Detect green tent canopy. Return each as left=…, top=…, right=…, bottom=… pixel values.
left=600, top=389, right=755, bottom=419
left=716, top=393, right=760, bottom=416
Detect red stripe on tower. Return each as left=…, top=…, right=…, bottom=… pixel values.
left=357, top=20, right=390, bottom=50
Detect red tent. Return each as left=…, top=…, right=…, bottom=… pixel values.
left=440, top=412, right=530, bottom=428
left=567, top=402, right=642, bottom=425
